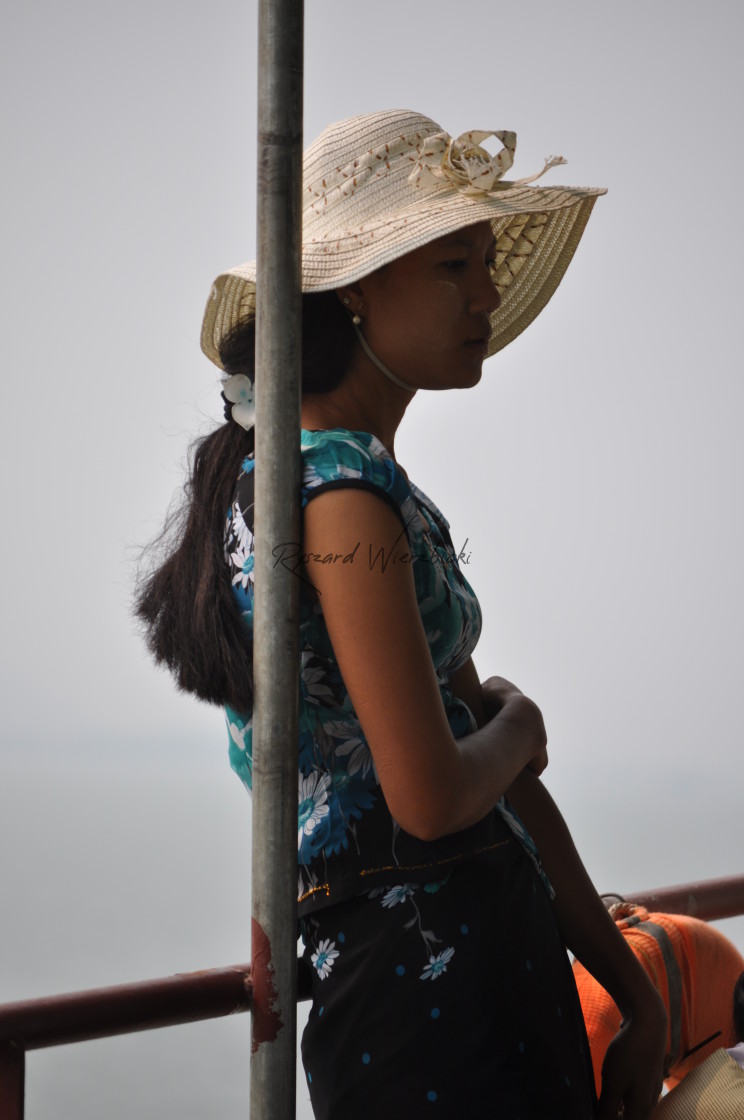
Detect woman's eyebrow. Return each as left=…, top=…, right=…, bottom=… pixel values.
left=438, top=235, right=498, bottom=252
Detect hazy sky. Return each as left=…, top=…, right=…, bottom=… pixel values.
left=2, top=1, right=743, bottom=1116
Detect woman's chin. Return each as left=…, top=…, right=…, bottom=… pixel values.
left=457, top=363, right=485, bottom=390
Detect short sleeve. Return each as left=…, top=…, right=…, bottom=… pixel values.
left=301, top=429, right=419, bottom=540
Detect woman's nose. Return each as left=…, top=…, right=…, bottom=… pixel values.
left=470, top=269, right=502, bottom=313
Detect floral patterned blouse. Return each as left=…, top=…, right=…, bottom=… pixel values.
left=224, top=428, right=548, bottom=916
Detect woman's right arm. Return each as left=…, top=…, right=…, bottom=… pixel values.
left=302, top=487, right=546, bottom=841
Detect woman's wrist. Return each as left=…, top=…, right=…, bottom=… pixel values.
left=613, top=956, right=667, bottom=1026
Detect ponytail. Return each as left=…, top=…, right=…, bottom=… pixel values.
left=136, top=289, right=356, bottom=710
left=135, top=421, right=255, bottom=710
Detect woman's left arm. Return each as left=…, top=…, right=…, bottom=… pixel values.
left=448, top=657, right=487, bottom=727
left=506, top=770, right=667, bottom=1120
left=453, top=660, right=666, bottom=1114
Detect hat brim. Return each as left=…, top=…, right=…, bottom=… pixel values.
left=201, top=181, right=604, bottom=370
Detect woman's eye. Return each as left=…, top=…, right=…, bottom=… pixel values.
left=441, top=259, right=467, bottom=271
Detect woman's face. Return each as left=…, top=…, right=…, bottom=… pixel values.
left=354, top=220, right=501, bottom=392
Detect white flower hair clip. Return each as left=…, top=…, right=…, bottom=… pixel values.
left=222, top=374, right=255, bottom=431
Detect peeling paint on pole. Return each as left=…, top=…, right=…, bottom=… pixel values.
left=250, top=918, right=283, bottom=1053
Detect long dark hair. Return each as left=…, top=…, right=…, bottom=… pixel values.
left=135, top=290, right=355, bottom=711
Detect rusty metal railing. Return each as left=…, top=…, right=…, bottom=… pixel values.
left=614, top=875, right=744, bottom=922
left=0, top=964, right=256, bottom=1120
left=1, top=874, right=742, bottom=1118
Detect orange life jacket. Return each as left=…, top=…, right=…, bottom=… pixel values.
left=572, top=905, right=744, bottom=1095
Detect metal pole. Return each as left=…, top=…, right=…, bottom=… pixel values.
left=251, top=1, right=303, bottom=1116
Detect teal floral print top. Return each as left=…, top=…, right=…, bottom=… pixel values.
left=224, top=429, right=548, bottom=915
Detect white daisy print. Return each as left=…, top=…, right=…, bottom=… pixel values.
left=324, top=717, right=373, bottom=779
left=231, top=500, right=253, bottom=554
left=420, top=947, right=455, bottom=981
left=227, top=719, right=250, bottom=753
left=230, top=543, right=254, bottom=589
left=311, top=938, right=339, bottom=980
left=381, top=884, right=415, bottom=909
left=300, top=653, right=335, bottom=705
left=298, top=771, right=331, bottom=849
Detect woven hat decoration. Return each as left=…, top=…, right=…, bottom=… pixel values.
left=201, top=109, right=606, bottom=369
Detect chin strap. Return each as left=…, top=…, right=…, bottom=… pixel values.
left=353, top=323, right=417, bottom=394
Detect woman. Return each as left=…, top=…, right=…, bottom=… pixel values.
left=138, top=110, right=666, bottom=1118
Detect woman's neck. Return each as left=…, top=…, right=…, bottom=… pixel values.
left=301, top=351, right=414, bottom=459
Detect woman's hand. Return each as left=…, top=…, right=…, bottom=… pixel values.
left=481, top=674, right=526, bottom=717
left=482, top=676, right=548, bottom=775
left=596, top=995, right=667, bottom=1120
left=526, top=745, right=549, bottom=777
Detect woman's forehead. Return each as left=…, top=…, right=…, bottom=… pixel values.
left=435, top=220, right=496, bottom=247
left=415, top=222, right=497, bottom=257
left=389, top=222, right=497, bottom=269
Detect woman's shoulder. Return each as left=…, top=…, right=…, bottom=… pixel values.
left=301, top=428, right=410, bottom=508
left=301, top=427, right=387, bottom=471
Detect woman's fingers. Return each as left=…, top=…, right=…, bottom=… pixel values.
left=596, top=1012, right=666, bottom=1120
left=527, top=746, right=549, bottom=775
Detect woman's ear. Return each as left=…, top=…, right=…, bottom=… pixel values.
left=335, top=282, right=364, bottom=316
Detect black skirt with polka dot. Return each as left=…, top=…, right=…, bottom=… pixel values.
left=300, top=837, right=596, bottom=1119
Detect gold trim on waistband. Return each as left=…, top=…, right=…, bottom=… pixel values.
left=297, top=837, right=512, bottom=904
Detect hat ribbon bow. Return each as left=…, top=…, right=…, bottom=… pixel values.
left=408, top=130, right=567, bottom=196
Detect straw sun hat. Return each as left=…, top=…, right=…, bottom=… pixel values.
left=201, top=109, right=606, bottom=369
